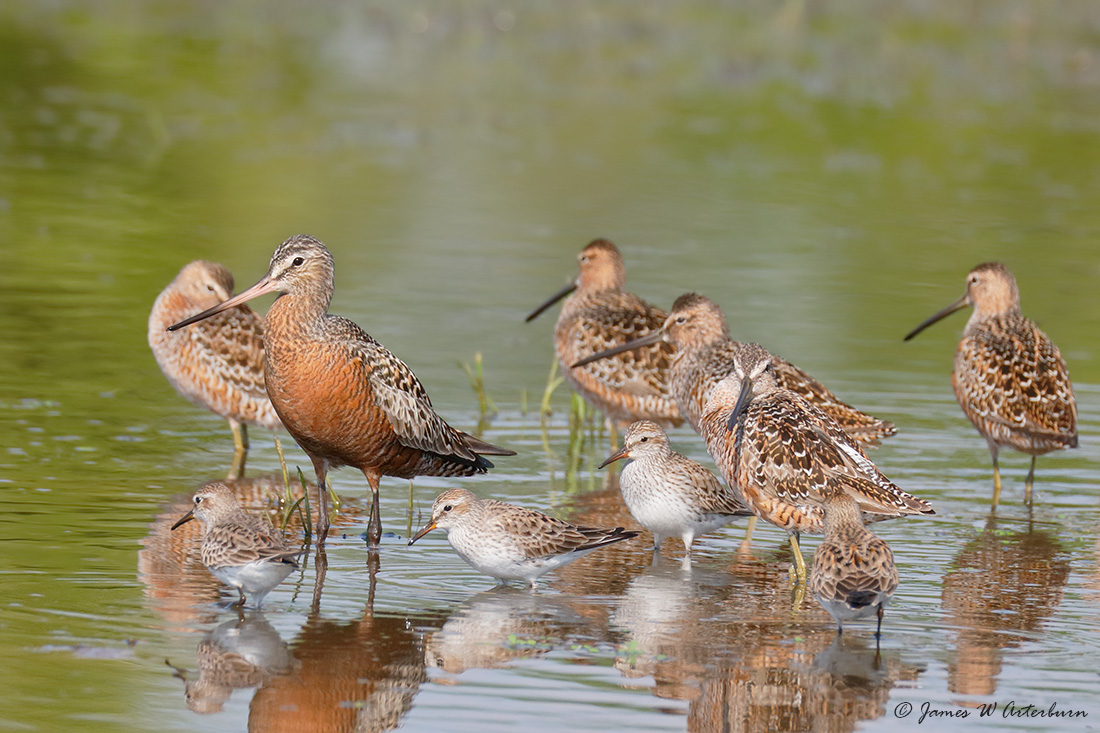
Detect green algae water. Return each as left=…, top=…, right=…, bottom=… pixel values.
left=1, top=2, right=1099, bottom=731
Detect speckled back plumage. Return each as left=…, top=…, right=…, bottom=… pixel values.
left=185, top=483, right=299, bottom=571
left=412, top=489, right=638, bottom=585
left=148, top=260, right=281, bottom=432
left=701, top=343, right=932, bottom=536
left=953, top=268, right=1077, bottom=455
left=666, top=293, right=895, bottom=444
left=545, top=239, right=681, bottom=428
left=260, top=235, right=511, bottom=481
left=808, top=490, right=898, bottom=630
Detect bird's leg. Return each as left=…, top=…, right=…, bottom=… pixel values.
left=311, top=546, right=327, bottom=614
left=364, top=471, right=383, bottom=549
left=875, top=604, right=884, bottom=639
left=990, top=449, right=1002, bottom=511
left=739, top=516, right=757, bottom=553
left=236, top=588, right=246, bottom=607
left=788, top=532, right=807, bottom=583
left=227, top=419, right=248, bottom=480
left=1024, top=456, right=1037, bottom=506
left=310, top=458, right=331, bottom=548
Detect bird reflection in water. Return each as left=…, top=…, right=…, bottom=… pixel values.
left=169, top=611, right=299, bottom=714
left=941, top=516, right=1070, bottom=697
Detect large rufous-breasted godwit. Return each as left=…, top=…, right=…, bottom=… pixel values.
left=905, top=262, right=1077, bottom=508
left=168, top=235, right=515, bottom=548
left=700, top=342, right=932, bottom=582
left=525, top=239, right=681, bottom=431
left=149, top=261, right=282, bottom=479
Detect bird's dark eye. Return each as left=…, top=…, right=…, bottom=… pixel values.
left=675, top=316, right=687, bottom=324
left=292, top=257, right=304, bottom=267
left=764, top=362, right=773, bottom=372
left=206, top=285, right=215, bottom=292
left=640, top=436, right=648, bottom=443
left=194, top=496, right=202, bottom=504
left=443, top=504, right=453, bottom=512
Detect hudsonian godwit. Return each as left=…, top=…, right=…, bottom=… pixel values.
left=168, top=235, right=515, bottom=548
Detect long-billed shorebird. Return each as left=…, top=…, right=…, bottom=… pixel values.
left=904, top=262, right=1077, bottom=508
left=170, top=482, right=300, bottom=608
left=525, top=239, right=681, bottom=430
left=573, top=292, right=895, bottom=445
left=149, top=261, right=282, bottom=479
left=598, top=420, right=751, bottom=554
left=408, top=488, right=638, bottom=588
left=168, top=235, right=515, bottom=548
left=700, top=342, right=933, bottom=582
left=808, top=488, right=898, bottom=639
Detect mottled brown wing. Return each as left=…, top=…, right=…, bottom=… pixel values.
left=332, top=317, right=483, bottom=462
left=810, top=536, right=898, bottom=602
left=190, top=307, right=272, bottom=410
left=487, top=502, right=632, bottom=560
left=562, top=292, right=674, bottom=399
left=683, top=459, right=751, bottom=515
left=741, top=392, right=929, bottom=515
left=201, top=522, right=298, bottom=570
left=772, top=357, right=896, bottom=444
left=956, top=315, right=1077, bottom=445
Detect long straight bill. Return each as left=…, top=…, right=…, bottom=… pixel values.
left=903, top=294, right=968, bottom=341
left=167, top=276, right=279, bottom=331
left=571, top=329, right=664, bottom=369
left=525, top=281, right=577, bottom=323
left=726, top=378, right=754, bottom=432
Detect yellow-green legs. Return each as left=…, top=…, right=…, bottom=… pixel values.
left=739, top=516, right=758, bottom=553
left=228, top=419, right=249, bottom=480
left=1024, top=455, right=1037, bottom=506
left=789, top=531, right=807, bottom=583
left=991, top=453, right=1002, bottom=510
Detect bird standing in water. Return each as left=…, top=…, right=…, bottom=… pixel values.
left=701, top=342, right=933, bottom=582
left=149, top=260, right=282, bottom=479
left=808, top=487, right=898, bottom=640
left=168, top=235, right=515, bottom=548
left=905, top=262, right=1077, bottom=508
left=526, top=238, right=681, bottom=432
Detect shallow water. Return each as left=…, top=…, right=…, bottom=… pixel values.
left=2, top=2, right=1099, bottom=731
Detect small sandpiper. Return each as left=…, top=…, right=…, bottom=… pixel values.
left=408, top=489, right=638, bottom=588
left=171, top=482, right=301, bottom=607
left=904, top=262, right=1077, bottom=508
left=598, top=420, right=751, bottom=554
left=809, top=487, right=899, bottom=639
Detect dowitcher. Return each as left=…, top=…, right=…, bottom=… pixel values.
left=525, top=238, right=681, bottom=430
left=808, top=488, right=898, bottom=638
left=168, top=235, right=515, bottom=548
left=408, top=488, right=639, bottom=588
left=904, top=262, right=1077, bottom=508
left=573, top=292, right=896, bottom=444
left=598, top=420, right=751, bottom=553
left=148, top=260, right=282, bottom=479
left=700, top=342, right=933, bottom=582
left=170, top=482, right=300, bottom=608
